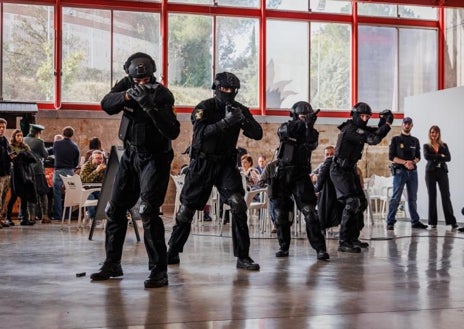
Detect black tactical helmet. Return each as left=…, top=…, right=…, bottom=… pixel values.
left=124, top=52, right=156, bottom=79
left=290, top=101, right=313, bottom=120
left=212, top=72, right=240, bottom=104
left=351, top=102, right=372, bottom=127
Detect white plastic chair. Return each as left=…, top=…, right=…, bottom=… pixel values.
left=170, top=174, right=185, bottom=218
left=246, top=187, right=269, bottom=234
left=365, top=174, right=384, bottom=220
left=60, top=174, right=101, bottom=228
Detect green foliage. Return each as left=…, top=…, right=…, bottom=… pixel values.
left=169, top=14, right=212, bottom=88
left=3, top=6, right=54, bottom=100
left=310, top=24, right=350, bottom=110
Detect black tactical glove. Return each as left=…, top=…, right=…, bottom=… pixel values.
left=223, top=105, right=244, bottom=127
left=127, top=84, right=156, bottom=109
left=378, top=109, right=394, bottom=127
left=306, top=109, right=320, bottom=128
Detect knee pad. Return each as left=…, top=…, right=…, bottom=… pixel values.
left=139, top=201, right=159, bottom=221
left=274, top=208, right=290, bottom=226
left=274, top=209, right=288, bottom=225
left=176, top=204, right=195, bottom=223
left=227, top=193, right=247, bottom=214
left=345, top=197, right=360, bottom=215
left=105, top=201, right=126, bottom=222
left=300, top=204, right=317, bottom=223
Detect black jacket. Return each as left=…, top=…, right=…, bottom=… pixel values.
left=423, top=143, right=451, bottom=173
left=12, top=151, right=37, bottom=203
left=101, top=76, right=180, bottom=153
left=315, top=157, right=343, bottom=229
left=190, top=97, right=262, bottom=161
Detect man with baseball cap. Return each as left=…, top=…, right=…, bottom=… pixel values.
left=24, top=123, right=51, bottom=224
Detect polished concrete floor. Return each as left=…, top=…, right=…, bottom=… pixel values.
left=2, top=216, right=464, bottom=329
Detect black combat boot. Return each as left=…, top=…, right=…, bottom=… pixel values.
left=90, top=263, right=123, bottom=281
left=144, top=269, right=168, bottom=288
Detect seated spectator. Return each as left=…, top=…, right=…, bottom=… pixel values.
left=80, top=150, right=106, bottom=223
left=256, top=155, right=267, bottom=175
left=84, top=137, right=106, bottom=163
left=240, top=154, right=261, bottom=190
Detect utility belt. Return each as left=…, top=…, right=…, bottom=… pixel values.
left=191, top=149, right=233, bottom=163
left=125, top=141, right=172, bottom=155
left=333, top=156, right=356, bottom=170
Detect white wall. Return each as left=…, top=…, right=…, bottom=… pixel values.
left=406, top=86, right=464, bottom=223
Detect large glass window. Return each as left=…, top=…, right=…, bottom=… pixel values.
left=310, top=23, right=351, bottom=110
left=168, top=14, right=213, bottom=106
left=2, top=4, right=54, bottom=101
left=399, top=28, right=437, bottom=110
left=358, top=3, right=398, bottom=17
left=113, top=11, right=160, bottom=86
left=266, top=20, right=309, bottom=109
left=444, top=8, right=464, bottom=89
left=218, top=0, right=259, bottom=8
left=216, top=17, right=259, bottom=107
left=0, top=1, right=443, bottom=114
left=62, top=8, right=111, bottom=103
left=399, top=6, right=437, bottom=19
left=359, top=26, right=437, bottom=112
left=169, top=0, right=211, bottom=4
left=311, top=0, right=352, bottom=14
left=266, top=0, right=308, bottom=11
left=358, top=26, right=397, bottom=111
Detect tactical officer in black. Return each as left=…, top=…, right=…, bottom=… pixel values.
left=90, top=52, right=180, bottom=288
left=167, top=72, right=262, bottom=271
left=271, top=101, right=329, bottom=260
left=330, top=102, right=393, bottom=253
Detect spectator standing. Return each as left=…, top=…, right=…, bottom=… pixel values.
left=386, top=117, right=428, bottom=231
left=313, top=146, right=343, bottom=233
left=311, top=145, right=335, bottom=185
left=423, top=125, right=458, bottom=229
left=23, top=123, right=51, bottom=224
left=52, top=126, right=80, bottom=221
left=5, top=129, right=31, bottom=226
left=257, top=154, right=278, bottom=233
left=0, top=118, right=12, bottom=228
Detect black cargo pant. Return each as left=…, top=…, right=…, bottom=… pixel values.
left=168, top=156, right=251, bottom=258
left=105, top=148, right=173, bottom=271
